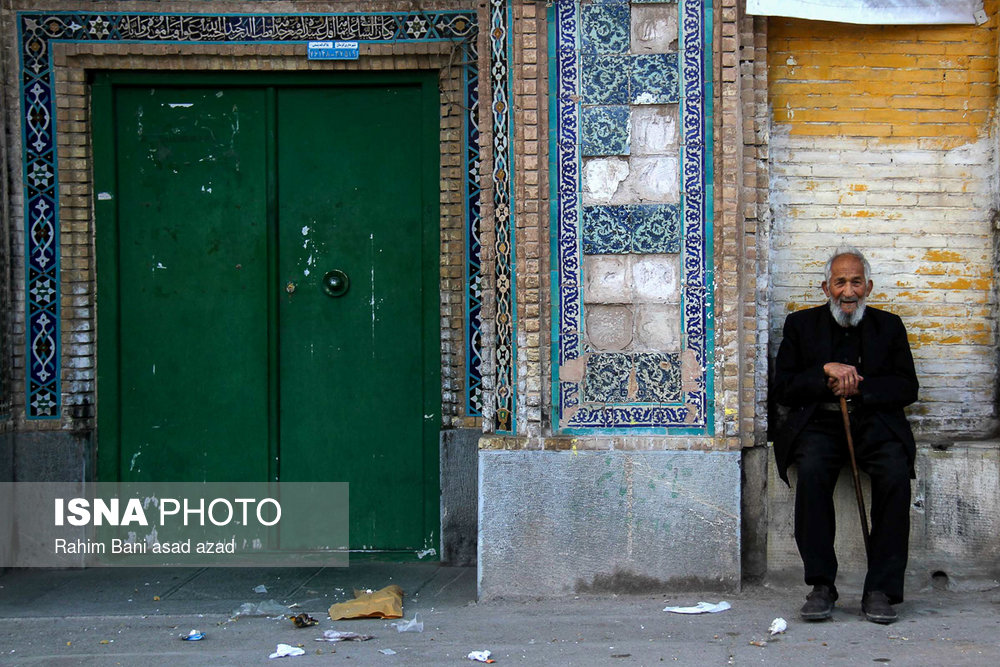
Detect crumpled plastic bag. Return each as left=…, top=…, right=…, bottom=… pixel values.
left=231, top=599, right=289, bottom=618
left=391, top=614, right=423, bottom=633
left=328, top=585, right=404, bottom=620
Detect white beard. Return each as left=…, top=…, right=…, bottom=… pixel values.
left=829, top=297, right=866, bottom=328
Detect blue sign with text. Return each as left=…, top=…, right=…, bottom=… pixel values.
left=307, top=41, right=359, bottom=60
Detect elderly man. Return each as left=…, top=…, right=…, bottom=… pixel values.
left=773, top=245, right=918, bottom=624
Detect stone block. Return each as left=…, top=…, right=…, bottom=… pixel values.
left=766, top=442, right=1000, bottom=592
left=0, top=432, right=12, bottom=484
left=582, top=157, right=630, bottom=203
left=583, top=255, right=630, bottom=303
left=741, top=446, right=769, bottom=582
left=631, top=5, right=679, bottom=54
left=635, top=303, right=681, bottom=350
left=585, top=305, right=634, bottom=351
left=441, top=429, right=480, bottom=566
left=632, top=255, right=679, bottom=303
left=631, top=156, right=679, bottom=202
left=917, top=443, right=1000, bottom=570
left=631, top=106, right=679, bottom=156
left=478, top=450, right=742, bottom=598
left=13, top=431, right=93, bottom=482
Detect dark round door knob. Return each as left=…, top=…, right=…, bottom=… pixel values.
left=322, top=269, right=350, bottom=297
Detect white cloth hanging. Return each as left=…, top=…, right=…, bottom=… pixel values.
left=746, top=0, right=982, bottom=25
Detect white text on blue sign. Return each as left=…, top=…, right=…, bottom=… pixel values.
left=307, top=41, right=360, bottom=60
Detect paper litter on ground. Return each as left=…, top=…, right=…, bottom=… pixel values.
left=268, top=643, right=305, bottom=659
left=314, top=630, right=373, bottom=642
left=328, top=585, right=404, bottom=620
left=662, top=601, right=731, bottom=614
left=468, top=649, right=495, bottom=663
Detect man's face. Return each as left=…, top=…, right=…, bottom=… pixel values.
left=822, top=254, right=873, bottom=318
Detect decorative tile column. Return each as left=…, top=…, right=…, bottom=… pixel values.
left=552, top=0, right=713, bottom=432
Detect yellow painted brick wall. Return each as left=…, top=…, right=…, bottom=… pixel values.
left=767, top=4, right=999, bottom=437
left=769, top=2, right=997, bottom=147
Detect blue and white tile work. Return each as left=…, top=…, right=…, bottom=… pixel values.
left=489, top=0, right=517, bottom=433
left=583, top=203, right=680, bottom=254
left=16, top=10, right=499, bottom=421
left=551, top=0, right=712, bottom=431
left=581, top=105, right=631, bottom=156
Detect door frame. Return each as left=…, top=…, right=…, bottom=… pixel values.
left=92, top=71, right=441, bottom=541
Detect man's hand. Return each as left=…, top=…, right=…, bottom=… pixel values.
left=823, top=362, right=863, bottom=397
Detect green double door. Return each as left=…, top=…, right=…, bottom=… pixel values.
left=93, top=73, right=440, bottom=551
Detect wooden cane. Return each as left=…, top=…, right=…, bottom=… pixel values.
left=840, top=396, right=871, bottom=558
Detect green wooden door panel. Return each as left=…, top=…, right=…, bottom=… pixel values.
left=95, top=74, right=441, bottom=550
left=276, top=83, right=439, bottom=549
left=109, top=86, right=270, bottom=482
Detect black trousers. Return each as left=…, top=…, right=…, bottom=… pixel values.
left=792, top=410, right=911, bottom=603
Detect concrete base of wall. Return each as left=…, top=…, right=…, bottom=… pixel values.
left=741, top=446, right=769, bottom=581
left=440, top=428, right=479, bottom=566
left=1, top=430, right=92, bottom=572
left=9, top=430, right=93, bottom=482
left=0, top=431, right=12, bottom=572
left=767, top=441, right=1000, bottom=593
left=0, top=431, right=12, bottom=484
left=477, top=449, right=741, bottom=599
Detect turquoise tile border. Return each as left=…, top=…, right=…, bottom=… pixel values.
left=488, top=0, right=517, bottom=432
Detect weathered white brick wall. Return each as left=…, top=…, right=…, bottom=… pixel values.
left=769, top=130, right=998, bottom=437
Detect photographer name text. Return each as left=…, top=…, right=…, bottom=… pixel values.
left=55, top=537, right=236, bottom=554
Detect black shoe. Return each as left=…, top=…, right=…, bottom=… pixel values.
left=800, top=584, right=837, bottom=621
left=862, top=591, right=897, bottom=624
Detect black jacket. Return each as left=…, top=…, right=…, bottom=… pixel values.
left=772, top=305, right=918, bottom=485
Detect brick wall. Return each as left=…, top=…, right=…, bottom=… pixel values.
left=721, top=0, right=770, bottom=448
left=767, top=4, right=999, bottom=437
left=512, top=0, right=546, bottom=437
left=0, top=25, right=9, bottom=425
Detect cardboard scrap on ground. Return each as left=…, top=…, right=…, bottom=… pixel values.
left=328, top=585, right=404, bottom=620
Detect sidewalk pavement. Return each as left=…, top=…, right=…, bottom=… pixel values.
left=1, top=562, right=999, bottom=666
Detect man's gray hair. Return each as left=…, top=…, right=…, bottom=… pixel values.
left=824, top=244, right=871, bottom=284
